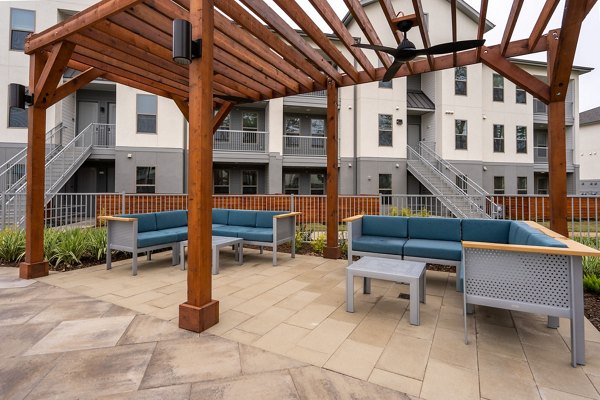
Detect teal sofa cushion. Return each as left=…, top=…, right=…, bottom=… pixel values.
left=526, top=233, right=568, bottom=248
left=508, top=222, right=534, bottom=245
left=462, top=219, right=510, bottom=244
left=212, top=224, right=225, bottom=230
left=353, top=235, right=406, bottom=256
left=228, top=210, right=257, bottom=227
left=408, top=217, right=461, bottom=241
left=155, top=227, right=188, bottom=242
left=155, top=210, right=187, bottom=230
left=212, top=225, right=246, bottom=238
left=120, top=213, right=157, bottom=233
left=404, top=239, right=462, bottom=261
left=212, top=209, right=229, bottom=225
left=256, top=211, right=286, bottom=228
left=236, top=227, right=274, bottom=242
left=137, top=230, right=178, bottom=247
left=362, top=216, right=408, bottom=238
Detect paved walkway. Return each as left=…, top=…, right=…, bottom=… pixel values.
left=0, top=267, right=411, bottom=400
left=12, top=247, right=600, bottom=400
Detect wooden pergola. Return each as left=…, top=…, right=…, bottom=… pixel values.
left=20, top=0, right=596, bottom=332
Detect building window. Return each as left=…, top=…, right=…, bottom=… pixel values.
left=311, top=118, right=325, bottom=148
left=379, top=174, right=392, bottom=204
left=242, top=170, right=258, bottom=194
left=215, top=115, right=230, bottom=141
left=455, top=120, right=468, bottom=150
left=455, top=67, right=467, bottom=95
left=10, top=9, right=35, bottom=51
left=493, top=73, right=504, bottom=102
left=136, top=94, right=157, bottom=133
left=284, top=173, right=300, bottom=194
left=537, top=176, right=548, bottom=195
left=242, top=111, right=258, bottom=144
left=456, top=175, right=467, bottom=193
left=517, top=177, right=527, bottom=195
left=8, top=98, right=28, bottom=128
left=493, top=124, right=504, bottom=153
left=136, top=167, right=155, bottom=193
left=284, top=116, right=300, bottom=147
left=213, top=169, right=230, bottom=194
left=310, top=174, right=325, bottom=195
left=516, top=87, right=527, bottom=104
left=516, top=126, right=527, bottom=154
left=378, top=114, right=393, bottom=147
left=493, top=176, right=505, bottom=195
left=378, top=61, right=393, bottom=89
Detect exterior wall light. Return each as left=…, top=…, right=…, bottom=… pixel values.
left=8, top=83, right=33, bottom=109
left=172, top=19, right=201, bottom=65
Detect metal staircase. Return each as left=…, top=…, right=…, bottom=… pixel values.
left=1, top=123, right=114, bottom=227
left=407, top=141, right=499, bottom=219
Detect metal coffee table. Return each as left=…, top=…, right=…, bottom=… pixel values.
left=180, top=236, right=243, bottom=274
left=347, top=256, right=426, bottom=325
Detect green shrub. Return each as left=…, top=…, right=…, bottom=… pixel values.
left=294, top=230, right=304, bottom=253
left=49, top=228, right=88, bottom=267
left=43, top=228, right=61, bottom=262
left=0, top=228, right=25, bottom=263
left=584, top=274, right=600, bottom=294
left=311, top=234, right=326, bottom=255
left=86, top=228, right=108, bottom=260
left=388, top=207, right=430, bottom=217
left=574, top=237, right=600, bottom=277
left=339, top=237, right=348, bottom=258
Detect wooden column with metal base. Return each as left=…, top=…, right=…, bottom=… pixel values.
left=547, top=100, right=568, bottom=237
left=20, top=53, right=49, bottom=279
left=179, top=0, right=219, bottom=333
left=323, top=79, right=340, bottom=259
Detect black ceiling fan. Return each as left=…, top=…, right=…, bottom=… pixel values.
left=353, top=19, right=485, bottom=82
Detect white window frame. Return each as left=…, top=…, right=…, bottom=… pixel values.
left=213, top=169, right=230, bottom=194
left=136, top=94, right=157, bottom=134
left=136, top=166, right=156, bottom=193
left=242, top=170, right=258, bottom=194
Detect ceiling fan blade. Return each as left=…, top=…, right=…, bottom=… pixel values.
left=382, top=59, right=403, bottom=82
left=214, top=94, right=254, bottom=104
left=415, top=39, right=485, bottom=56
left=352, top=43, right=397, bottom=56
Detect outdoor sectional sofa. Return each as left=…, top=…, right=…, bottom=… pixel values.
left=344, top=215, right=600, bottom=366
left=101, top=208, right=299, bottom=276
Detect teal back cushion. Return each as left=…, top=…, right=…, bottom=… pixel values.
left=362, top=216, right=408, bottom=238
left=526, top=233, right=568, bottom=248
left=462, top=219, right=511, bottom=244
left=508, top=222, right=534, bottom=245
left=408, top=217, right=461, bottom=241
left=212, top=209, right=229, bottom=225
left=155, top=210, right=188, bottom=230
left=256, top=211, right=286, bottom=228
left=228, top=210, right=257, bottom=227
left=120, top=213, right=156, bottom=233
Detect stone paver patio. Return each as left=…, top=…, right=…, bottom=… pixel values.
left=5, top=247, right=600, bottom=399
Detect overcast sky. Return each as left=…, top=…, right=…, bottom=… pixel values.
left=265, top=0, right=599, bottom=112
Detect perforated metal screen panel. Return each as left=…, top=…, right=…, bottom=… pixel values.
left=464, top=249, right=570, bottom=309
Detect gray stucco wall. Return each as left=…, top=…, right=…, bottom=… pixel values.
left=448, top=161, right=534, bottom=194
left=356, top=158, right=407, bottom=195
left=115, top=148, right=184, bottom=193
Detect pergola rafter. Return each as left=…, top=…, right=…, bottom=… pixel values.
left=19, top=0, right=594, bottom=333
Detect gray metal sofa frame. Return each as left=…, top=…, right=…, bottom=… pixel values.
left=244, top=211, right=300, bottom=266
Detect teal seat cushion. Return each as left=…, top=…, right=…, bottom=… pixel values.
left=158, top=227, right=188, bottom=241
left=212, top=225, right=246, bottom=238
left=119, top=213, right=156, bottom=233
left=526, top=233, right=567, bottom=248
left=137, top=230, right=178, bottom=248
left=155, top=210, right=187, bottom=230
left=228, top=210, right=257, bottom=227
left=212, top=209, right=229, bottom=225
left=462, top=219, right=510, bottom=244
left=352, top=235, right=406, bottom=256
left=236, top=227, right=273, bottom=242
left=212, top=224, right=225, bottom=230
left=362, top=216, right=408, bottom=238
left=404, top=239, right=462, bottom=261
left=256, top=211, right=286, bottom=228
left=508, top=222, right=534, bottom=245
left=408, top=217, right=461, bottom=241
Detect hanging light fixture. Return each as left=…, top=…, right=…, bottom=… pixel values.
left=172, top=19, right=201, bottom=65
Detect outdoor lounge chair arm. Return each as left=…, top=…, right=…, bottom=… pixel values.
left=97, top=216, right=137, bottom=222
left=343, top=214, right=364, bottom=222
left=461, top=240, right=600, bottom=257
left=274, top=212, right=302, bottom=219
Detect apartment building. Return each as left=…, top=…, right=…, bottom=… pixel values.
left=578, top=106, right=600, bottom=195
left=0, top=0, right=591, bottom=205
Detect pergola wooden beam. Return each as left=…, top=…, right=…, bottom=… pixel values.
left=344, top=0, right=392, bottom=69
left=308, top=0, right=377, bottom=80
left=273, top=0, right=360, bottom=83
left=378, top=0, right=404, bottom=44
left=48, top=67, right=105, bottom=107
left=323, top=79, right=340, bottom=260
left=451, top=0, right=457, bottom=66
left=476, top=0, right=488, bottom=61
left=528, top=0, right=560, bottom=51
left=34, top=41, right=75, bottom=107
left=412, top=0, right=435, bottom=70
left=212, top=102, right=234, bottom=132
left=25, top=0, right=143, bottom=53
left=500, top=0, right=524, bottom=56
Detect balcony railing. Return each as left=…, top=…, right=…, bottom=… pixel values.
left=533, top=98, right=574, bottom=122
left=283, top=135, right=326, bottom=156
left=213, top=130, right=268, bottom=153
left=534, top=146, right=574, bottom=165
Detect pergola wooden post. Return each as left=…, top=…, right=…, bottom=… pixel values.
left=19, top=54, right=48, bottom=279
left=178, top=0, right=219, bottom=333
left=323, top=79, right=340, bottom=259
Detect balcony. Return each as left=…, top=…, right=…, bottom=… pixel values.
left=283, top=135, right=326, bottom=157
left=534, top=146, right=574, bottom=172
left=283, top=90, right=327, bottom=108
left=213, top=130, right=268, bottom=153
left=533, top=98, right=574, bottom=125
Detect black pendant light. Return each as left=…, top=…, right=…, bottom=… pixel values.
left=172, top=19, right=201, bottom=65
